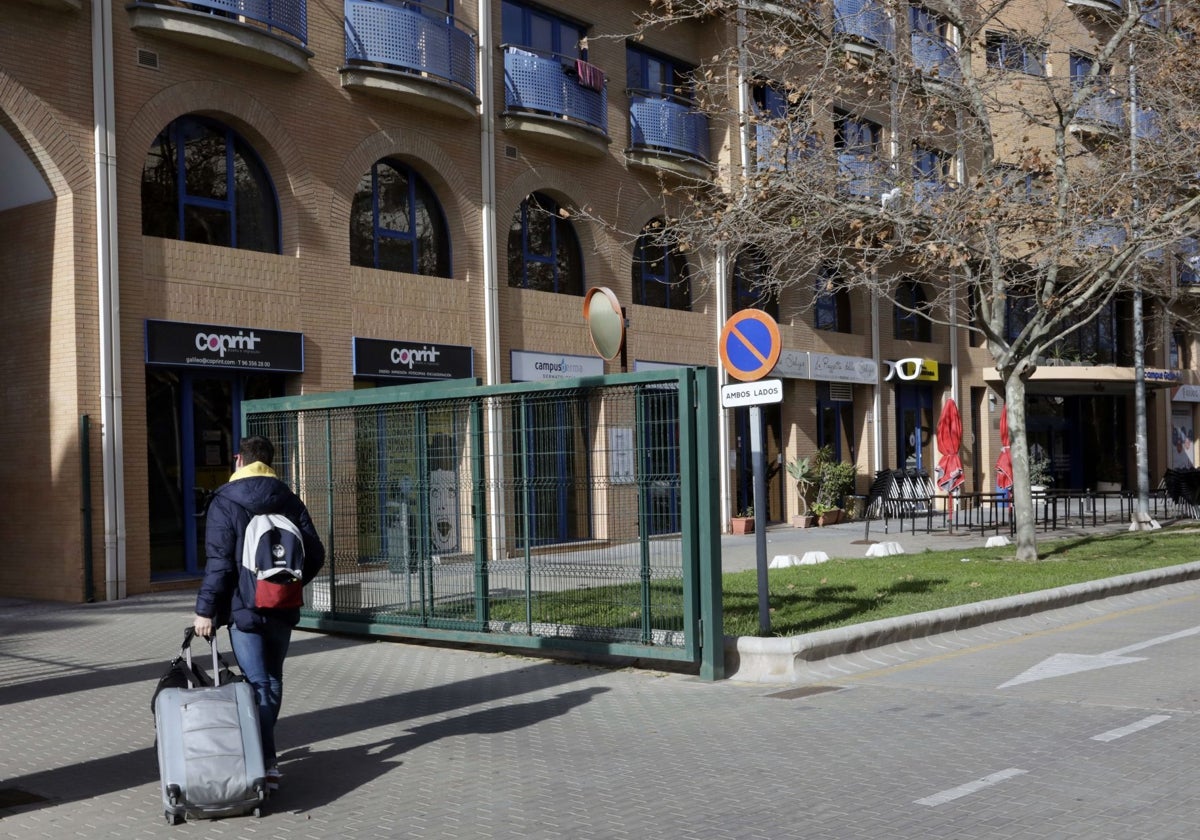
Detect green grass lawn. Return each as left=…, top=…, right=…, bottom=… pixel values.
left=487, top=527, right=1200, bottom=640
left=722, top=527, right=1200, bottom=637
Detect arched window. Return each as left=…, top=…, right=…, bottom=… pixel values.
left=894, top=277, right=931, bottom=341
left=142, top=115, right=279, bottom=253
left=507, top=192, right=583, bottom=294
left=814, top=262, right=851, bottom=333
left=350, top=158, right=451, bottom=276
left=633, top=219, right=692, bottom=310
left=732, top=248, right=778, bottom=318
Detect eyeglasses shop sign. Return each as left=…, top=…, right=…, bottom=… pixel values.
left=145, top=319, right=304, bottom=372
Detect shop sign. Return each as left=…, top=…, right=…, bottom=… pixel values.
left=145, top=319, right=303, bottom=372
left=1146, top=369, right=1181, bottom=383
left=771, top=349, right=811, bottom=380
left=810, top=352, right=877, bottom=384
left=1173, top=384, right=1200, bottom=403
left=353, top=337, right=473, bottom=382
left=511, top=350, right=603, bottom=382
left=884, top=357, right=939, bottom=382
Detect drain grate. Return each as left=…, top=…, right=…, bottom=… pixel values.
left=0, top=787, right=49, bottom=810
left=764, top=685, right=845, bottom=700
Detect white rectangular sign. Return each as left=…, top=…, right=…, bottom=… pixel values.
left=721, top=379, right=784, bottom=408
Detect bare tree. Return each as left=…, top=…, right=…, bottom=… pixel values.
left=634, top=0, right=1200, bottom=559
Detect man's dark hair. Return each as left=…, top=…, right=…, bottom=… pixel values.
left=239, top=435, right=275, bottom=468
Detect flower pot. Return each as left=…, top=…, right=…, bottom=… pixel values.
left=731, top=517, right=754, bottom=535
left=817, top=509, right=843, bottom=526
left=791, top=514, right=816, bottom=528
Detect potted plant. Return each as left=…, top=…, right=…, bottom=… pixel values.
left=786, top=455, right=818, bottom=527
left=811, top=502, right=842, bottom=526
left=731, top=506, right=754, bottom=535
left=814, top=459, right=859, bottom=515
left=1029, top=456, right=1053, bottom=493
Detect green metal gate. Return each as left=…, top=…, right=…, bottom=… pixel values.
left=241, top=367, right=724, bottom=679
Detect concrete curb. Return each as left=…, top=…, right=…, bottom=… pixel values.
left=724, top=561, right=1200, bottom=683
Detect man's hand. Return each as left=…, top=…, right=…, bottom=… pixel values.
left=193, top=614, right=215, bottom=639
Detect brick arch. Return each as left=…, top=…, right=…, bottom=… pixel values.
left=498, top=167, right=605, bottom=288
left=0, top=70, right=90, bottom=198
left=124, top=81, right=314, bottom=254
left=331, top=129, right=479, bottom=268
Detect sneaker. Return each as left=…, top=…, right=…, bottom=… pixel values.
left=266, top=766, right=283, bottom=791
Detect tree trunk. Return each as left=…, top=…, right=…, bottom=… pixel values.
left=1002, top=375, right=1040, bottom=561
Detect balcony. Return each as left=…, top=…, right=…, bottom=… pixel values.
left=501, top=46, right=609, bottom=156
left=911, top=31, right=961, bottom=89
left=754, top=123, right=812, bottom=173
left=342, top=1, right=477, bottom=119
left=1069, top=91, right=1125, bottom=137
left=126, top=0, right=310, bottom=73
left=837, top=154, right=891, bottom=201
left=912, top=179, right=955, bottom=212
left=833, top=0, right=895, bottom=60
left=1076, top=220, right=1127, bottom=252
left=1066, top=0, right=1122, bottom=14
left=627, top=91, right=711, bottom=178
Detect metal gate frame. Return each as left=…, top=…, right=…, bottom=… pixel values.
left=241, top=367, right=724, bottom=680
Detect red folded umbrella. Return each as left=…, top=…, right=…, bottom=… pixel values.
left=936, top=399, right=964, bottom=513
left=996, top=404, right=1013, bottom=491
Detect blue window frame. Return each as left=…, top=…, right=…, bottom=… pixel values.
left=513, top=394, right=591, bottom=546
left=501, top=0, right=584, bottom=56
left=834, top=111, right=882, bottom=156
left=1005, top=294, right=1120, bottom=363
left=626, top=45, right=694, bottom=99
left=732, top=248, right=779, bottom=319
left=634, top=219, right=692, bottom=310
left=507, top=192, right=584, bottom=294
left=894, top=278, right=932, bottom=342
left=996, top=164, right=1049, bottom=204
left=141, top=115, right=280, bottom=253
left=350, top=158, right=451, bottom=276
left=985, top=32, right=1045, bottom=75
left=1069, top=53, right=1110, bottom=89
left=814, top=263, right=851, bottom=333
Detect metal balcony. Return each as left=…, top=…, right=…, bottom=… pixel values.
left=127, top=0, right=310, bottom=72
left=911, top=31, right=961, bottom=87
left=502, top=45, right=609, bottom=153
left=628, top=91, right=711, bottom=172
left=833, top=0, right=895, bottom=58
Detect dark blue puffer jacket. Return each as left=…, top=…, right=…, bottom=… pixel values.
left=194, top=462, right=326, bottom=631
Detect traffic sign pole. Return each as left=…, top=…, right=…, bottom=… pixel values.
left=750, top=406, right=770, bottom=635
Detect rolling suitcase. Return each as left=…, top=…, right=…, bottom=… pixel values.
left=153, top=628, right=268, bottom=825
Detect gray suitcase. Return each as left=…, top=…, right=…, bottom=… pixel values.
left=153, top=631, right=267, bottom=825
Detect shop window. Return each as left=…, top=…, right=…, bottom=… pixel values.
left=142, top=115, right=279, bottom=253
left=633, top=219, right=692, bottom=310
left=507, top=192, right=584, bottom=294
left=350, top=158, right=451, bottom=277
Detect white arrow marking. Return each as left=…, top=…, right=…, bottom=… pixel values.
left=998, top=625, right=1200, bottom=689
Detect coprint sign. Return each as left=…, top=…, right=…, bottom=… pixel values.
left=145, top=319, right=304, bottom=372
left=353, top=337, right=474, bottom=382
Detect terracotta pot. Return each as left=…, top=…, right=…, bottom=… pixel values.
left=791, top=514, right=816, bottom=528
left=817, top=509, right=843, bottom=526
left=731, top=517, right=754, bottom=535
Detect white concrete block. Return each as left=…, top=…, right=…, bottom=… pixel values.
left=865, top=541, right=905, bottom=557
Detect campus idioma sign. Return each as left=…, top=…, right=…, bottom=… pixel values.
left=144, top=319, right=304, bottom=372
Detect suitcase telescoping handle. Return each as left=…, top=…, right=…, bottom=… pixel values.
left=181, top=626, right=228, bottom=687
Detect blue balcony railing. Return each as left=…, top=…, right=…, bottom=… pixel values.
left=629, top=91, right=710, bottom=163
left=345, top=1, right=476, bottom=93
left=833, top=0, right=895, bottom=52
left=837, top=154, right=891, bottom=200
left=913, top=179, right=954, bottom=211
left=1074, top=91, right=1125, bottom=132
left=154, top=0, right=308, bottom=46
left=1077, top=221, right=1127, bottom=251
left=503, top=46, right=608, bottom=134
left=912, top=31, right=961, bottom=84
left=755, top=123, right=812, bottom=172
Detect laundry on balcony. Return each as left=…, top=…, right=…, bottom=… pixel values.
left=573, top=59, right=605, bottom=93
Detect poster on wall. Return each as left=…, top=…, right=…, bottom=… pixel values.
left=1172, top=409, right=1196, bottom=469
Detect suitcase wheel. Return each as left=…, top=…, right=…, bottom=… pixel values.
left=164, top=810, right=181, bottom=826
left=253, top=806, right=262, bottom=818
left=166, top=784, right=182, bottom=807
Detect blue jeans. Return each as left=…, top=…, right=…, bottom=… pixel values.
left=229, top=619, right=292, bottom=767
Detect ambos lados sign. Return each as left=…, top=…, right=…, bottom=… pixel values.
left=145, top=320, right=304, bottom=372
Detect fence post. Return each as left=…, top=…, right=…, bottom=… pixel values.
left=692, top=367, right=724, bottom=680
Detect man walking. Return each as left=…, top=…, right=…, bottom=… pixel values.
left=193, top=435, right=325, bottom=791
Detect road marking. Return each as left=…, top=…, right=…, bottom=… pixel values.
left=915, top=768, right=1027, bottom=806
left=1091, top=715, right=1171, bottom=743
left=999, top=624, right=1200, bottom=689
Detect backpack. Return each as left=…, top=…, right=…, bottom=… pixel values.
left=242, top=513, right=306, bottom=610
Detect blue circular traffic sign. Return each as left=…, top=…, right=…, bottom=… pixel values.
left=719, top=310, right=781, bottom=382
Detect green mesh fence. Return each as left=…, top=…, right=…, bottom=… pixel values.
left=242, top=369, right=722, bottom=670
